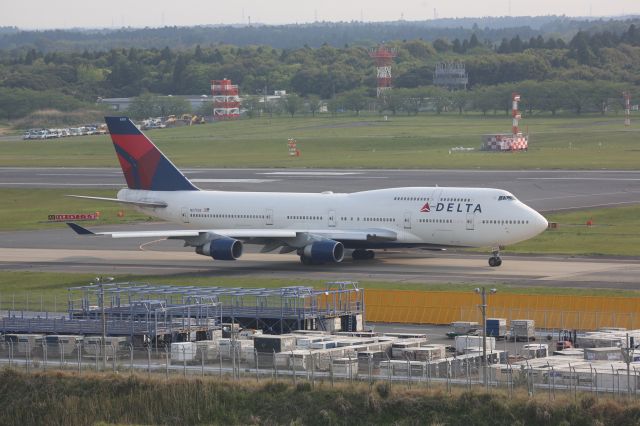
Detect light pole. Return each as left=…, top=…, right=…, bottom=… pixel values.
left=475, top=287, right=497, bottom=386
left=91, top=276, right=114, bottom=369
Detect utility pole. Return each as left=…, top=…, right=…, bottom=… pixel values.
left=93, top=277, right=114, bottom=370
left=475, top=287, right=497, bottom=387
left=622, top=333, right=635, bottom=398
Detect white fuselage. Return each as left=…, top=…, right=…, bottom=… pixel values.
left=118, top=186, right=548, bottom=249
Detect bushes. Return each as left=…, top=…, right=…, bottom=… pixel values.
left=1, top=369, right=638, bottom=425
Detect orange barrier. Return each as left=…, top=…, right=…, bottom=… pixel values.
left=365, top=289, right=640, bottom=330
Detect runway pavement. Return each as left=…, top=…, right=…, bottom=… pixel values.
left=1, top=167, right=640, bottom=212
left=1, top=226, right=639, bottom=290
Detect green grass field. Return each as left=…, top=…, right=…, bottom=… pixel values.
left=2, top=271, right=640, bottom=313
left=0, top=189, right=151, bottom=231
left=1, top=113, right=639, bottom=169
left=508, top=205, right=640, bottom=256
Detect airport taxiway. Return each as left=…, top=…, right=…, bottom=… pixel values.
left=0, top=226, right=639, bottom=290
left=1, top=167, right=640, bottom=212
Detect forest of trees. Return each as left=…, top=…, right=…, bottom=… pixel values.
left=0, top=21, right=639, bottom=121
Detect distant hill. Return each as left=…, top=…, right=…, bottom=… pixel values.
left=1, top=16, right=638, bottom=51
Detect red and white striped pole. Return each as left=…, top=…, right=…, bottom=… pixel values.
left=624, top=91, right=631, bottom=127
left=512, top=93, right=521, bottom=135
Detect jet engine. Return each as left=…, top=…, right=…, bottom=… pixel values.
left=300, top=240, right=344, bottom=264
left=195, top=238, right=243, bottom=260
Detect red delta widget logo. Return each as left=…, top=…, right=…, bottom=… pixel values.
left=420, top=202, right=482, bottom=213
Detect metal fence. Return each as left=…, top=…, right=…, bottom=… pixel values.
left=1, top=340, right=639, bottom=401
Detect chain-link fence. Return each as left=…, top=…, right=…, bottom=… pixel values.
left=1, top=339, right=638, bottom=401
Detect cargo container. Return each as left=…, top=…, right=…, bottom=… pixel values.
left=45, top=335, right=84, bottom=356
left=340, top=314, right=364, bottom=332
left=323, top=317, right=342, bottom=332
left=195, top=340, right=218, bottom=360
left=4, top=334, right=44, bottom=354
left=171, top=342, right=196, bottom=362
left=486, top=318, right=508, bottom=338
left=391, top=339, right=427, bottom=358
left=295, top=336, right=327, bottom=348
left=523, top=344, right=548, bottom=359
left=584, top=347, right=624, bottom=361
left=332, top=357, right=359, bottom=377
left=254, top=335, right=297, bottom=353
left=309, top=341, right=337, bottom=350
left=401, top=345, right=447, bottom=361
left=451, top=321, right=479, bottom=335
left=455, top=335, right=496, bottom=354
left=384, top=332, right=428, bottom=339
left=510, top=319, right=535, bottom=341
left=576, top=333, right=624, bottom=349
left=82, top=336, right=128, bottom=359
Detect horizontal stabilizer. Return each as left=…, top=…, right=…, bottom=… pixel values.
left=66, top=222, right=95, bottom=235
left=66, top=195, right=167, bottom=208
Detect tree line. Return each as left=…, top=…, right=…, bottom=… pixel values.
left=1, top=23, right=639, bottom=121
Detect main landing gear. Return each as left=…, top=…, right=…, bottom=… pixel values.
left=352, top=249, right=375, bottom=260
left=488, top=249, right=502, bottom=267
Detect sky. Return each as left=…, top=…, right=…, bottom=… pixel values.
left=2, top=0, right=640, bottom=29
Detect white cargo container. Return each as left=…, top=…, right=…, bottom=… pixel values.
left=195, top=340, right=218, bottom=360
left=584, top=347, right=624, bottom=361
left=455, top=335, right=496, bottom=354
left=309, top=341, right=337, bottom=350
left=332, top=357, right=359, bottom=377
left=510, top=319, right=535, bottom=340
left=323, top=317, right=342, bottom=332
left=451, top=321, right=479, bottom=335
left=391, top=339, right=428, bottom=358
left=171, top=342, right=196, bottom=362
left=45, top=335, right=84, bottom=356
left=523, top=344, right=548, bottom=359
left=83, top=336, right=128, bottom=359
left=290, top=350, right=309, bottom=370
left=10, top=334, right=44, bottom=354
left=576, top=334, right=623, bottom=349
left=403, top=345, right=446, bottom=361
left=295, top=336, right=327, bottom=348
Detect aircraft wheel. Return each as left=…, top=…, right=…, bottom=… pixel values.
left=300, top=255, right=313, bottom=265
left=488, top=256, right=502, bottom=267
left=365, top=250, right=375, bottom=260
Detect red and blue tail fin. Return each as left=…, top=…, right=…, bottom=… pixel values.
left=105, top=117, right=198, bottom=191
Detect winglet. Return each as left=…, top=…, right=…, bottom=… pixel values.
left=66, top=222, right=95, bottom=235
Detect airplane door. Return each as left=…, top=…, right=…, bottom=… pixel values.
left=181, top=207, right=190, bottom=223
left=328, top=210, right=337, bottom=228
left=265, top=209, right=273, bottom=226
left=404, top=212, right=412, bottom=230
left=466, top=212, right=475, bottom=230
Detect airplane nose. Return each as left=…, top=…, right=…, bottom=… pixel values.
left=533, top=211, right=548, bottom=234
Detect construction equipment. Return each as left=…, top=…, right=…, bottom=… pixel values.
left=556, top=329, right=576, bottom=351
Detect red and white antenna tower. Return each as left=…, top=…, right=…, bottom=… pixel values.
left=211, top=79, right=240, bottom=120
left=624, top=91, right=631, bottom=127
left=368, top=45, right=397, bottom=97
left=512, top=92, right=522, bottom=135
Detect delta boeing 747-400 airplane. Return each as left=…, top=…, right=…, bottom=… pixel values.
left=67, top=117, right=548, bottom=267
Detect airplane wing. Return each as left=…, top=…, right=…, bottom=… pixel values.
left=66, top=195, right=168, bottom=208
left=66, top=223, right=396, bottom=244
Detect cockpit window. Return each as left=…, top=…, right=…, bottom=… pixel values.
left=498, top=195, right=516, bottom=201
